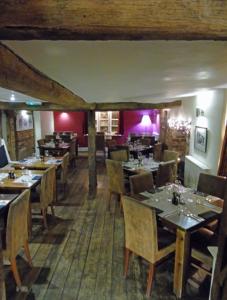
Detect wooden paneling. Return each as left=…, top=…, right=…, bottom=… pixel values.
left=16, top=129, right=35, bottom=160
left=0, top=1, right=227, bottom=40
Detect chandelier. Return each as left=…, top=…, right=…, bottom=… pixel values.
left=168, top=118, right=191, bottom=135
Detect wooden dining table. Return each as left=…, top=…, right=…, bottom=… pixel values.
left=9, top=156, right=63, bottom=171
left=134, top=185, right=222, bottom=299
left=39, top=142, right=70, bottom=156
left=123, top=158, right=160, bottom=174
left=0, top=169, right=44, bottom=190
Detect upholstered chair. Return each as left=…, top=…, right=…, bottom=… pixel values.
left=31, top=166, right=56, bottom=228
left=4, top=189, right=32, bottom=290
left=130, top=172, right=154, bottom=195
left=122, top=196, right=175, bottom=296
left=190, top=173, right=227, bottom=269
left=163, top=150, right=179, bottom=180
left=153, top=143, right=162, bottom=161
left=155, top=160, right=175, bottom=187
left=110, top=149, right=128, bottom=162
left=106, top=159, right=125, bottom=210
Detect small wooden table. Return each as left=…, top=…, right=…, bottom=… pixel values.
left=137, top=186, right=222, bottom=299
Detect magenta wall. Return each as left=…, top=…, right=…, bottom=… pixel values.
left=54, top=112, right=87, bottom=146
left=54, top=110, right=160, bottom=146
left=118, top=109, right=160, bottom=143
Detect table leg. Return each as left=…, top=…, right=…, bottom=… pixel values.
left=173, top=229, right=191, bottom=299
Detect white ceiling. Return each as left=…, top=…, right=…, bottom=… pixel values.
left=3, top=40, right=227, bottom=104
left=0, top=86, right=43, bottom=104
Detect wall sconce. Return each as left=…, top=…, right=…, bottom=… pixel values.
left=196, top=108, right=205, bottom=117
left=168, top=118, right=191, bottom=135
left=141, top=115, right=152, bottom=126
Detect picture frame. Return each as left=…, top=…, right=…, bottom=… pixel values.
left=194, top=126, right=208, bottom=153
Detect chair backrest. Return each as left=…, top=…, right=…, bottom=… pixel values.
left=6, top=189, right=30, bottom=259
left=153, top=143, right=162, bottom=161
left=197, top=173, right=227, bottom=199
left=110, top=149, right=128, bottom=162
left=163, top=150, right=178, bottom=162
left=45, top=135, right=54, bottom=142
left=37, top=139, right=45, bottom=147
left=96, top=134, right=105, bottom=151
left=40, top=166, right=56, bottom=208
left=61, top=152, right=69, bottom=184
left=141, top=137, right=152, bottom=146
left=106, top=139, right=117, bottom=149
left=156, top=160, right=175, bottom=187
left=69, top=139, right=76, bottom=159
left=163, top=150, right=178, bottom=179
left=106, top=159, right=125, bottom=195
left=122, top=196, right=158, bottom=263
left=130, top=172, right=154, bottom=195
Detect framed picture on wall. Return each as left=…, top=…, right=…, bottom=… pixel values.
left=194, top=126, right=208, bottom=153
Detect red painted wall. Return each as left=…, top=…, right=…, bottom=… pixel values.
left=54, top=112, right=87, bottom=146
left=54, top=110, right=160, bottom=147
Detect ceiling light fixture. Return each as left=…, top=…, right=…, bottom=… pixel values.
left=10, top=94, right=15, bottom=102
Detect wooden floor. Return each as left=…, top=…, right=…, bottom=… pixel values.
left=5, top=155, right=210, bottom=300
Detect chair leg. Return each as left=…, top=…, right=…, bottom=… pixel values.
left=108, top=191, right=112, bottom=211
left=146, top=263, right=155, bottom=297
left=41, top=209, right=48, bottom=229
left=124, top=248, right=132, bottom=278
left=50, top=204, right=55, bottom=216
left=24, top=240, right=33, bottom=267
left=10, top=258, right=22, bottom=289
left=119, top=194, right=123, bottom=212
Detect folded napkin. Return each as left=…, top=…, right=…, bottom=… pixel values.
left=0, top=173, right=8, bottom=180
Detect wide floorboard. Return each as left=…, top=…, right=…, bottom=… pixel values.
left=5, top=156, right=210, bottom=299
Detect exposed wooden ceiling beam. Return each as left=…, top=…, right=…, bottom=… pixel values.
left=0, top=42, right=92, bottom=110
left=95, top=100, right=181, bottom=111
left=0, top=1, right=227, bottom=40
left=0, top=100, right=181, bottom=111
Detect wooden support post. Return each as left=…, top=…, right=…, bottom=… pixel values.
left=88, top=110, right=97, bottom=199
left=0, top=110, right=2, bottom=138
left=6, top=110, right=17, bottom=160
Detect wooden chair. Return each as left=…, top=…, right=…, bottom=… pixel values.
left=122, top=196, right=175, bottom=297
left=153, top=142, right=162, bottom=161
left=31, top=166, right=56, bottom=229
left=96, top=133, right=106, bottom=158
left=141, top=136, right=152, bottom=146
left=110, top=149, right=128, bottom=162
left=60, top=152, right=69, bottom=197
left=155, top=160, right=175, bottom=187
left=69, top=139, right=76, bottom=168
left=163, top=150, right=179, bottom=180
left=130, top=172, right=154, bottom=195
left=3, top=189, right=32, bottom=290
left=45, top=134, right=55, bottom=142
left=106, top=159, right=125, bottom=210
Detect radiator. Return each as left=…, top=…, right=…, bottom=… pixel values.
left=184, top=155, right=210, bottom=189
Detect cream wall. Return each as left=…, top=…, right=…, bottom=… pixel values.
left=169, top=89, right=226, bottom=175
left=40, top=111, right=54, bottom=137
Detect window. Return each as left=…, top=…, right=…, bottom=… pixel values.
left=95, top=111, right=119, bottom=134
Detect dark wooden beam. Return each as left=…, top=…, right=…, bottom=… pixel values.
left=0, top=1, right=227, bottom=40
left=0, top=99, right=181, bottom=111
left=87, top=110, right=97, bottom=200
left=95, top=100, right=182, bottom=111
left=5, top=110, right=16, bottom=160
left=0, top=42, right=92, bottom=110
left=0, top=110, right=2, bottom=138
